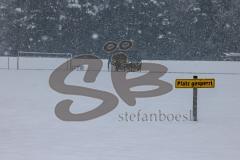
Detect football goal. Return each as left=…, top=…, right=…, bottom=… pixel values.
left=17, top=51, right=73, bottom=70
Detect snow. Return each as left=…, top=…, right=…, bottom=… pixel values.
left=125, top=0, right=133, bottom=4
left=91, top=33, right=99, bottom=40
left=150, top=0, right=159, bottom=6
left=41, top=35, right=49, bottom=41
left=162, top=18, right=170, bottom=25
left=15, top=8, right=22, bottom=13
left=86, top=4, right=106, bottom=16
left=225, top=23, right=231, bottom=28
left=3, top=51, right=9, bottom=56
left=67, top=3, right=81, bottom=9
left=66, top=1, right=109, bottom=16
left=193, top=17, right=198, bottom=23
left=67, top=0, right=81, bottom=9
left=0, top=5, right=6, bottom=9
left=26, top=24, right=36, bottom=30
left=157, top=13, right=163, bottom=17
left=193, top=7, right=201, bottom=12
left=59, top=15, right=66, bottom=21
left=58, top=25, right=62, bottom=31
left=158, top=34, right=164, bottom=39
left=0, top=57, right=240, bottom=160
left=224, top=52, right=240, bottom=57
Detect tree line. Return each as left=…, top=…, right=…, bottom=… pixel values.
left=0, top=0, right=239, bottom=60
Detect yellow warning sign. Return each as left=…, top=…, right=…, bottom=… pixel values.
left=175, top=79, right=215, bottom=88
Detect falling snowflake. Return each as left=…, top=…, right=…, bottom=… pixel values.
left=27, top=24, right=36, bottom=30
left=193, top=7, right=201, bottom=12
left=157, top=13, right=163, bottom=17
left=15, top=8, right=22, bottom=12
left=3, top=51, right=9, bottom=56
left=41, top=35, right=49, bottom=41
left=150, top=0, right=158, bottom=6
left=67, top=0, right=81, bottom=9
left=158, top=34, right=164, bottom=39
left=59, top=15, right=66, bottom=21
left=225, top=24, right=231, bottom=28
left=193, top=17, right=198, bottom=23
left=0, top=5, right=6, bottom=9
left=58, top=25, right=62, bottom=30
left=162, top=19, right=170, bottom=25
left=92, top=33, right=99, bottom=40
left=125, top=0, right=133, bottom=3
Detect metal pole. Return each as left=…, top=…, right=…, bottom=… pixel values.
left=193, top=75, right=198, bottom=121
left=70, top=53, right=73, bottom=70
left=66, top=53, right=69, bottom=71
left=8, top=55, right=10, bottom=70
left=17, top=51, right=19, bottom=70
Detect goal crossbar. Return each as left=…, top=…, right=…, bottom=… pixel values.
left=18, top=51, right=72, bottom=58
left=17, top=51, right=73, bottom=70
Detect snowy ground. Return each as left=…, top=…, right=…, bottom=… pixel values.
left=0, top=57, right=240, bottom=160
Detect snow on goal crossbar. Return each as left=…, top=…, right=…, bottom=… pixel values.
left=17, top=51, right=73, bottom=70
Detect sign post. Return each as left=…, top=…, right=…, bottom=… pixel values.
left=175, top=77, right=215, bottom=121
left=193, top=76, right=198, bottom=121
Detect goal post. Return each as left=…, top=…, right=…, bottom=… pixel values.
left=0, top=55, right=10, bottom=69
left=17, top=51, right=73, bottom=70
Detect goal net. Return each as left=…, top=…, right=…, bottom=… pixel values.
left=17, top=51, right=73, bottom=70
left=0, top=55, right=10, bottom=69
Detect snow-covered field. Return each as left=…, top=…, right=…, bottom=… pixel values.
left=0, top=57, right=240, bottom=160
